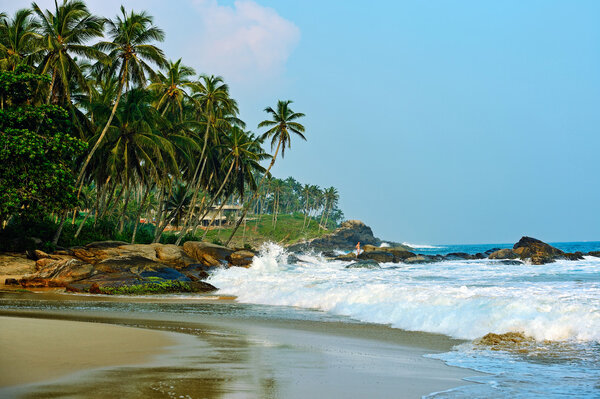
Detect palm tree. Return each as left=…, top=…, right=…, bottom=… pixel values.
left=320, top=186, right=339, bottom=230
left=32, top=0, right=105, bottom=104
left=149, top=58, right=198, bottom=120
left=76, top=5, right=166, bottom=189
left=226, top=100, right=305, bottom=245
left=0, top=8, right=41, bottom=72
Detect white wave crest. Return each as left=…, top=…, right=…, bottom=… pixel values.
left=402, top=242, right=443, bottom=249
left=209, top=244, right=600, bottom=342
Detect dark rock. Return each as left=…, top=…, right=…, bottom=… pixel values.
left=445, top=252, right=473, bottom=260
left=4, top=278, right=19, bottom=285
left=346, top=260, right=380, bottom=269
left=179, top=264, right=213, bottom=281
left=530, top=255, right=555, bottom=265
left=513, top=236, right=563, bottom=259
left=496, top=260, right=524, bottom=265
left=335, top=253, right=357, bottom=261
left=85, top=241, right=129, bottom=249
left=484, top=248, right=502, bottom=256
left=287, top=254, right=301, bottom=264
left=95, top=255, right=163, bottom=274
left=321, top=251, right=338, bottom=258
left=562, top=252, right=585, bottom=261
left=404, top=255, right=438, bottom=264
left=488, top=249, right=519, bottom=260
left=287, top=220, right=382, bottom=253
left=189, top=281, right=218, bottom=292
left=473, top=253, right=485, bottom=259
left=183, top=241, right=233, bottom=266
left=588, top=251, right=600, bottom=258
left=358, top=250, right=394, bottom=263
left=227, top=250, right=255, bottom=267
left=139, top=266, right=190, bottom=282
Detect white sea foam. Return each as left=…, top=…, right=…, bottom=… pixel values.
left=402, top=242, right=443, bottom=249
left=209, top=244, right=600, bottom=342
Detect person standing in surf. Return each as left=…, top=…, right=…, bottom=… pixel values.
left=355, top=242, right=361, bottom=257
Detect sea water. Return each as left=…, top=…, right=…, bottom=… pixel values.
left=209, top=242, right=600, bottom=398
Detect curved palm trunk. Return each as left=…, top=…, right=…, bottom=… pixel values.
left=201, top=193, right=232, bottom=240
left=225, top=138, right=282, bottom=246
left=74, top=209, right=92, bottom=239
left=172, top=171, right=214, bottom=246
left=131, top=187, right=150, bottom=244
left=76, top=71, right=126, bottom=195
left=190, top=160, right=235, bottom=236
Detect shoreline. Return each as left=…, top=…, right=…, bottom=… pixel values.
left=0, top=294, right=481, bottom=398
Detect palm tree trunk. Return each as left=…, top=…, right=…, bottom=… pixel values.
left=173, top=170, right=215, bottom=245
left=52, top=210, right=68, bottom=246
left=74, top=209, right=93, bottom=239
left=152, top=186, right=168, bottom=243
left=118, top=184, right=132, bottom=234
left=76, top=72, right=126, bottom=194
left=131, top=187, right=150, bottom=244
left=71, top=208, right=78, bottom=225
left=225, top=138, right=282, bottom=246
left=201, top=193, right=231, bottom=240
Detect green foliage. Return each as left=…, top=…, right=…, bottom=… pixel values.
left=0, top=68, right=86, bottom=224
left=0, top=65, right=49, bottom=106
left=99, top=280, right=194, bottom=295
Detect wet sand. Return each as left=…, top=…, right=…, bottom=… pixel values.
left=0, top=316, right=178, bottom=388
left=0, top=294, right=481, bottom=398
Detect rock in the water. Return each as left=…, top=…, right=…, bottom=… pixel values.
left=496, top=260, right=524, bottom=265
left=404, top=255, right=438, bottom=264
left=445, top=252, right=474, bottom=260
left=228, top=250, right=255, bottom=267
left=345, top=260, right=380, bottom=269
left=588, top=251, right=600, bottom=258
left=139, top=266, right=190, bottom=281
left=183, top=241, right=233, bottom=267
left=287, top=220, right=382, bottom=253
left=513, top=236, right=563, bottom=259
left=179, top=264, right=213, bottom=281
left=358, top=250, right=394, bottom=263
left=561, top=252, right=585, bottom=261
left=488, top=249, right=518, bottom=260
left=153, top=244, right=196, bottom=267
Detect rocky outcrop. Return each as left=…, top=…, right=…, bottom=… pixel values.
left=287, top=220, right=386, bottom=253
left=513, top=237, right=563, bottom=260
left=16, top=240, right=255, bottom=294
left=488, top=249, right=519, bottom=260
left=345, top=260, right=380, bottom=269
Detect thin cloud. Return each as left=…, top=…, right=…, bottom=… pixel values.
left=190, top=0, right=300, bottom=84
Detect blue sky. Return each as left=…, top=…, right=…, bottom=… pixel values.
left=5, top=0, right=600, bottom=244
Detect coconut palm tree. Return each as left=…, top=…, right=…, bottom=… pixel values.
left=149, top=58, right=199, bottom=120
left=32, top=0, right=105, bottom=104
left=76, top=5, right=166, bottom=189
left=0, top=8, right=41, bottom=72
left=226, top=100, right=305, bottom=245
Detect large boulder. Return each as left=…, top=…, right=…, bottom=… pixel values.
left=152, top=244, right=196, bottom=268
left=403, top=255, right=439, bottom=264
left=346, top=260, right=380, bottom=269
left=183, top=241, right=233, bottom=267
left=0, top=253, right=36, bottom=277
left=287, top=220, right=382, bottom=253
left=513, top=236, right=563, bottom=260
left=358, top=250, right=394, bottom=263
left=228, top=250, right=255, bottom=267
left=488, top=249, right=519, bottom=260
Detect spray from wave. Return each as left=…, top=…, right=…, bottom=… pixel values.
left=208, top=243, right=600, bottom=342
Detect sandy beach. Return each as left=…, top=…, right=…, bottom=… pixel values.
left=0, top=293, right=478, bottom=398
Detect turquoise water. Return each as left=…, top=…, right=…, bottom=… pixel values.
left=208, top=242, right=600, bottom=398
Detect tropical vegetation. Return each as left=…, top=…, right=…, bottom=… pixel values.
left=0, top=1, right=343, bottom=252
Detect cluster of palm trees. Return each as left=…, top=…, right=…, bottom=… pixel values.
left=0, top=1, right=342, bottom=246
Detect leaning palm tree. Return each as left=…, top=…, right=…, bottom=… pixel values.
left=0, top=8, right=41, bottom=72
left=76, top=5, right=166, bottom=190
left=226, top=100, right=305, bottom=245
left=32, top=0, right=105, bottom=104
left=148, top=58, right=199, bottom=120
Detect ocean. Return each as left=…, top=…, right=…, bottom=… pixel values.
left=208, top=241, right=600, bottom=398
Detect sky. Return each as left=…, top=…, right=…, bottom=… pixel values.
left=4, top=0, right=600, bottom=244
